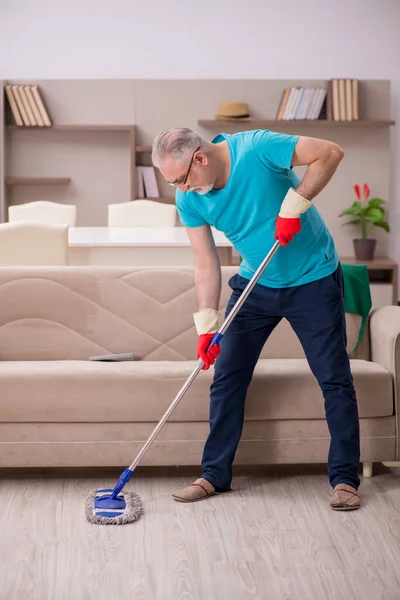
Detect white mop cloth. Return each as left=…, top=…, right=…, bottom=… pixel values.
left=85, top=488, right=143, bottom=525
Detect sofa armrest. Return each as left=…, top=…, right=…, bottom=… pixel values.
left=369, top=306, right=400, bottom=459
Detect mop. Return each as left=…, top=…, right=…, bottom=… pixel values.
left=85, top=240, right=280, bottom=525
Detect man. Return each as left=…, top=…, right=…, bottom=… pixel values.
left=152, top=127, right=361, bottom=511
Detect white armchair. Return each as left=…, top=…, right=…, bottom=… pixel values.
left=108, top=200, right=177, bottom=227
left=0, top=222, right=69, bottom=266
left=8, top=201, right=77, bottom=227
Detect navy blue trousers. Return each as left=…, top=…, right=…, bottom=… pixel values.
left=201, top=264, right=360, bottom=491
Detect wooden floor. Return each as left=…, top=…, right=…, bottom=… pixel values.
left=0, top=464, right=399, bottom=600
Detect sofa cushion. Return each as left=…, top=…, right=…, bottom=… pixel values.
left=0, top=358, right=392, bottom=423
left=0, top=267, right=370, bottom=362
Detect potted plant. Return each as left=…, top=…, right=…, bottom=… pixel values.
left=339, top=183, right=390, bottom=260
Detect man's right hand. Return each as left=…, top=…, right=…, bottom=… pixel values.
left=196, top=333, right=221, bottom=370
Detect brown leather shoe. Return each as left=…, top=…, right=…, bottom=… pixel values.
left=172, top=477, right=217, bottom=503
left=330, top=483, right=361, bottom=511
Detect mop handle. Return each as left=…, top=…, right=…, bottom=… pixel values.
left=127, top=240, right=280, bottom=473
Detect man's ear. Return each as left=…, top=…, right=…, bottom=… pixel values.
left=196, top=151, right=208, bottom=166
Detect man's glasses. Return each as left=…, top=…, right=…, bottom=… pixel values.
left=169, top=145, right=201, bottom=188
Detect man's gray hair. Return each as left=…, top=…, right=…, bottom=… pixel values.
left=152, top=128, right=205, bottom=168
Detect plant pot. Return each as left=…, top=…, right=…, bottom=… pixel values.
left=353, top=238, right=377, bottom=261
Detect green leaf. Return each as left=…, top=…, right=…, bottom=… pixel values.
left=368, top=198, right=385, bottom=208
left=373, top=220, right=390, bottom=232
left=340, top=202, right=363, bottom=216
left=365, top=207, right=384, bottom=223
left=351, top=201, right=363, bottom=212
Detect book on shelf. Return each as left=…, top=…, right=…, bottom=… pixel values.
left=25, top=86, right=46, bottom=126
left=136, top=166, right=160, bottom=199
left=276, top=86, right=327, bottom=120
left=4, top=86, right=23, bottom=126
left=4, top=84, right=52, bottom=127
left=275, top=79, right=360, bottom=122
left=331, top=78, right=359, bottom=121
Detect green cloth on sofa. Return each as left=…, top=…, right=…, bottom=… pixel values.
left=341, top=263, right=372, bottom=354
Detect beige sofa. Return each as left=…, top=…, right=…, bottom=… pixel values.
left=0, top=266, right=398, bottom=476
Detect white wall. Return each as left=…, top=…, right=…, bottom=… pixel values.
left=1, top=0, right=399, bottom=262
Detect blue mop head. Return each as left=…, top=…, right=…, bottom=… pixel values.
left=85, top=488, right=143, bottom=525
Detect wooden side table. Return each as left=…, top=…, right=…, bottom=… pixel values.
left=340, top=256, right=398, bottom=306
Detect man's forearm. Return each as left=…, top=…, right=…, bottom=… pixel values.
left=296, top=147, right=344, bottom=201
left=194, top=262, right=221, bottom=311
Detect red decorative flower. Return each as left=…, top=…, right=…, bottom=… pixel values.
left=354, top=184, right=361, bottom=200
left=363, top=183, right=370, bottom=200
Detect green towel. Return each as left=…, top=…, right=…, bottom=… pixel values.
left=341, top=263, right=372, bottom=355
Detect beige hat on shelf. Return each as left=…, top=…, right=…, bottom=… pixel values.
left=216, top=101, right=252, bottom=121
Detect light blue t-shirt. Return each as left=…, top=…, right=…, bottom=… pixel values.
left=175, top=129, right=339, bottom=288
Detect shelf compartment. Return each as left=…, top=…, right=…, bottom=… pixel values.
left=6, top=177, right=71, bottom=185
left=198, top=119, right=395, bottom=127
left=6, top=124, right=135, bottom=132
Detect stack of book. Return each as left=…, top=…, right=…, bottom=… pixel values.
left=276, top=87, right=327, bottom=120
left=136, top=166, right=160, bottom=198
left=275, top=79, right=360, bottom=122
left=5, top=84, right=52, bottom=127
left=328, top=79, right=359, bottom=121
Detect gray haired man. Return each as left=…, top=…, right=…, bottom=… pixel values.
left=151, top=127, right=361, bottom=511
